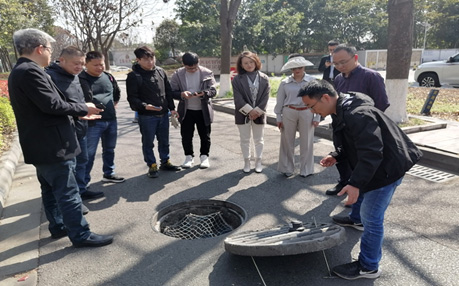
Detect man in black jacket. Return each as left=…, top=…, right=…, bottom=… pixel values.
left=126, top=46, right=180, bottom=178
left=8, top=28, right=113, bottom=247
left=298, top=80, right=422, bottom=280
left=46, top=46, right=104, bottom=202
left=318, top=40, right=340, bottom=84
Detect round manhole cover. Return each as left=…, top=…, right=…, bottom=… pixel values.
left=224, top=221, right=346, bottom=256
left=152, top=199, right=247, bottom=240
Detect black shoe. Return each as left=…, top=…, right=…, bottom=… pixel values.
left=326, top=183, right=344, bottom=195
left=81, top=203, right=89, bottom=215
left=332, top=215, right=364, bottom=231
left=51, top=229, right=68, bottom=239
left=160, top=160, right=181, bottom=171
left=148, top=163, right=159, bottom=178
left=73, top=233, right=114, bottom=248
left=333, top=261, right=381, bottom=280
left=102, top=174, right=125, bottom=183
left=81, top=190, right=104, bottom=200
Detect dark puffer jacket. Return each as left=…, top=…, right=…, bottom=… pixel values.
left=330, top=92, right=423, bottom=193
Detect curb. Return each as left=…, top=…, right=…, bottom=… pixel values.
left=0, top=132, right=22, bottom=216
left=212, top=102, right=459, bottom=175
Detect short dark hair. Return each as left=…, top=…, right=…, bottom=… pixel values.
left=59, top=46, right=85, bottom=58
left=85, top=51, right=104, bottom=63
left=327, top=40, right=339, bottom=47
left=297, top=80, right=338, bottom=100
left=134, top=46, right=155, bottom=59
left=236, top=51, right=262, bottom=74
left=182, top=52, right=199, bottom=66
left=333, top=44, right=357, bottom=56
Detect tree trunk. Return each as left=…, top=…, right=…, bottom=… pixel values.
left=385, top=0, right=414, bottom=123
left=219, top=0, right=241, bottom=97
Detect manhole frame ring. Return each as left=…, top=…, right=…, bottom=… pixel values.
left=151, top=199, right=248, bottom=239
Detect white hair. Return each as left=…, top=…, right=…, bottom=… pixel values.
left=13, top=28, right=55, bottom=56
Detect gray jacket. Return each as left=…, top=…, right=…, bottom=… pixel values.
left=170, top=66, right=217, bottom=126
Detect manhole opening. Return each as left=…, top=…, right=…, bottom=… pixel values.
left=152, top=200, right=247, bottom=240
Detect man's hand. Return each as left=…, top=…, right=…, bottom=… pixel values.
left=145, top=104, right=163, bottom=111
left=171, top=110, right=179, bottom=118
left=312, top=120, right=320, bottom=128
left=277, top=122, right=283, bottom=130
left=338, top=185, right=359, bottom=206
left=80, top=114, right=102, bottom=120
left=86, top=102, right=103, bottom=116
left=320, top=155, right=336, bottom=167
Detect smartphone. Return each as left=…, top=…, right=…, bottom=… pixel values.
left=95, top=103, right=106, bottom=109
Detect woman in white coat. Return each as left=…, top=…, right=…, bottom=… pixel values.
left=232, top=51, right=270, bottom=173
left=274, top=54, right=320, bottom=177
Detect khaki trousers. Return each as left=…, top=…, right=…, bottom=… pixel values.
left=277, top=107, right=315, bottom=176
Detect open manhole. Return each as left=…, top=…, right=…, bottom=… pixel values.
left=224, top=221, right=346, bottom=256
left=152, top=199, right=247, bottom=240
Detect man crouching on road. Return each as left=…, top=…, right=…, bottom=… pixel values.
left=8, top=28, right=113, bottom=248
left=298, top=80, right=422, bottom=280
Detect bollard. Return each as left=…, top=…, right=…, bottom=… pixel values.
left=420, top=89, right=439, bottom=115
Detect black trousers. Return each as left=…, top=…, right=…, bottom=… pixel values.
left=180, top=110, right=211, bottom=157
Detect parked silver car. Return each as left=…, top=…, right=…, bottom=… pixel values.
left=414, top=53, right=459, bottom=87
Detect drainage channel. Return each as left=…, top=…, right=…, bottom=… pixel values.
left=407, top=164, right=458, bottom=183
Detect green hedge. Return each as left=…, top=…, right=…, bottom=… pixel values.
left=0, top=96, right=16, bottom=150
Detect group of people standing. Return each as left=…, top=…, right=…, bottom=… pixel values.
left=8, top=28, right=422, bottom=281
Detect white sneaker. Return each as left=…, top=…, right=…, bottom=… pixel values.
left=199, top=155, right=210, bottom=169
left=243, top=159, right=251, bottom=173
left=255, top=158, right=263, bottom=173
left=182, top=155, right=194, bottom=168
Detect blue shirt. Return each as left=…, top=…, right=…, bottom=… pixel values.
left=333, top=65, right=390, bottom=111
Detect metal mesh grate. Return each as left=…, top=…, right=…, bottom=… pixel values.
left=163, top=211, right=234, bottom=240
left=407, top=165, right=457, bottom=183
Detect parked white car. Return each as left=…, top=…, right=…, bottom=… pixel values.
left=414, top=53, right=459, bottom=87
left=111, top=66, right=131, bottom=72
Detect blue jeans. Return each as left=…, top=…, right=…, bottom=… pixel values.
left=85, top=120, right=118, bottom=184
left=35, top=159, right=90, bottom=243
left=349, top=177, right=403, bottom=270
left=75, top=136, right=88, bottom=194
left=138, top=113, right=170, bottom=166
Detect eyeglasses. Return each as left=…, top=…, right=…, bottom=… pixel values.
left=308, top=95, right=323, bottom=112
left=333, top=56, right=354, bottom=67
left=39, top=45, right=53, bottom=53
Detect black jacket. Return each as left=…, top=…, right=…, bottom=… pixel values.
left=126, top=64, right=175, bottom=116
left=318, top=55, right=340, bottom=82
left=46, top=63, right=91, bottom=139
left=330, top=92, right=422, bottom=193
left=8, top=58, right=88, bottom=164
